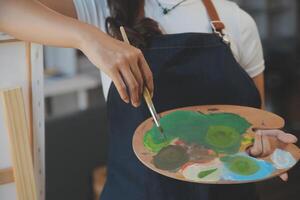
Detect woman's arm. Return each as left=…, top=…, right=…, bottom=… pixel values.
left=37, top=0, right=77, bottom=18
left=0, top=0, right=153, bottom=107
left=252, top=72, right=265, bottom=109
left=0, top=0, right=83, bottom=48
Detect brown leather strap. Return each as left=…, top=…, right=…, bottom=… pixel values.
left=202, top=0, right=225, bottom=33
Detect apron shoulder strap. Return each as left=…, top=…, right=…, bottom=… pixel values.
left=202, top=0, right=225, bottom=34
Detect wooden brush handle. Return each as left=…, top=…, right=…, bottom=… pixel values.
left=120, top=26, right=151, bottom=97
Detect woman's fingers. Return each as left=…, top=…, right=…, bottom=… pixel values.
left=128, top=57, right=144, bottom=96
left=278, top=133, right=298, bottom=143
left=259, top=130, right=298, bottom=144
left=279, top=173, right=288, bottom=182
left=119, top=64, right=140, bottom=107
left=261, top=135, right=272, bottom=157
left=110, top=70, right=129, bottom=103
left=249, top=129, right=298, bottom=158
left=118, top=48, right=153, bottom=107
left=249, top=131, right=263, bottom=157
left=138, top=52, right=154, bottom=97
left=249, top=131, right=272, bottom=157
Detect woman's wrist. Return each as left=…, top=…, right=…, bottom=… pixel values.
left=76, top=23, right=107, bottom=52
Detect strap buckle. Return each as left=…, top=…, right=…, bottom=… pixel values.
left=210, top=21, right=230, bottom=45
left=210, top=21, right=223, bottom=34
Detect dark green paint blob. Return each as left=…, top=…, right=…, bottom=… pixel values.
left=198, top=168, right=218, bottom=178
left=144, top=111, right=251, bottom=153
left=153, top=145, right=189, bottom=171
left=206, top=113, right=251, bottom=134
left=221, top=155, right=260, bottom=175
left=205, top=126, right=241, bottom=154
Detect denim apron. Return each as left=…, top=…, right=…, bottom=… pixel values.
left=101, top=1, right=262, bottom=200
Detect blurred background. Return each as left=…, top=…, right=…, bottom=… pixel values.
left=45, top=0, right=300, bottom=200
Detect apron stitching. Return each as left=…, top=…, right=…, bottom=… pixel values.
left=144, top=44, right=223, bottom=50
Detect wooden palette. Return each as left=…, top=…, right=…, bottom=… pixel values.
left=133, top=105, right=300, bottom=184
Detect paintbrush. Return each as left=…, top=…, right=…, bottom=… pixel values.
left=119, top=26, right=164, bottom=134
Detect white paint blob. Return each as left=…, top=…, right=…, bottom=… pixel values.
left=271, top=148, right=296, bottom=169
left=181, top=159, right=222, bottom=182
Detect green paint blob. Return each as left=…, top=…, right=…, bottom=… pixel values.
left=143, top=130, right=171, bottom=153
left=206, top=113, right=251, bottom=134
left=205, top=126, right=241, bottom=154
left=222, top=155, right=260, bottom=175
left=153, top=145, right=189, bottom=171
left=197, top=168, right=218, bottom=178
left=143, top=111, right=251, bottom=153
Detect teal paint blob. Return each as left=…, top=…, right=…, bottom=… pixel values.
left=143, top=111, right=251, bottom=153
left=221, top=153, right=275, bottom=181
left=221, top=155, right=260, bottom=175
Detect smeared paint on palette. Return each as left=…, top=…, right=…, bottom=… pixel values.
left=144, top=111, right=250, bottom=154
left=133, top=105, right=300, bottom=184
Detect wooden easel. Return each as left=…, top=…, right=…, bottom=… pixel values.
left=0, top=168, right=14, bottom=185
left=0, top=87, right=37, bottom=200
left=0, top=36, right=44, bottom=200
left=0, top=39, right=34, bottom=189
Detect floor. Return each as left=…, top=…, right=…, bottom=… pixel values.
left=46, top=104, right=108, bottom=200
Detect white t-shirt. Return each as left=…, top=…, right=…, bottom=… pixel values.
left=73, top=0, right=265, bottom=99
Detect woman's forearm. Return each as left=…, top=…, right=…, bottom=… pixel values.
left=252, top=73, right=265, bottom=109
left=0, top=0, right=101, bottom=49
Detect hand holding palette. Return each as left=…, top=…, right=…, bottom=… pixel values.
left=133, top=105, right=300, bottom=184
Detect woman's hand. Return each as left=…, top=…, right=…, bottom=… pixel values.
left=79, top=27, right=153, bottom=107
left=249, top=129, right=298, bottom=181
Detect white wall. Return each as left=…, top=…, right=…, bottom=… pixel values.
left=233, top=0, right=297, bottom=40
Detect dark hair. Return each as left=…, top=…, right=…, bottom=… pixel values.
left=105, top=0, right=162, bottom=48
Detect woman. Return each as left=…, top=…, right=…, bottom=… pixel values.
left=0, top=0, right=297, bottom=200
